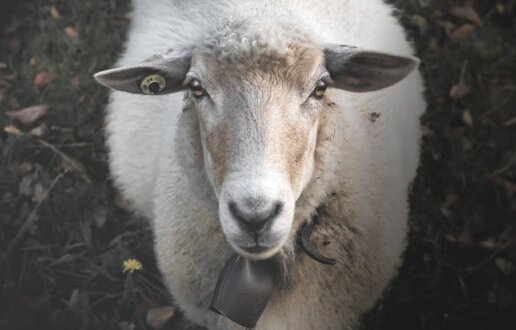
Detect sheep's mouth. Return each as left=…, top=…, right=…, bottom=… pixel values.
left=240, top=245, right=270, bottom=254
left=232, top=239, right=284, bottom=260
left=239, top=242, right=281, bottom=255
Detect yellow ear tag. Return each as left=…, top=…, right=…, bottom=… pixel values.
left=140, top=74, right=166, bottom=94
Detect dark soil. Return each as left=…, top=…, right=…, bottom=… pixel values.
left=1, top=1, right=515, bottom=329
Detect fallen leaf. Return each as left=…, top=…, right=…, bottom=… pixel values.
left=449, top=24, right=476, bottom=41
left=4, top=125, right=23, bottom=135
left=16, top=161, right=33, bottom=174
left=0, top=63, right=7, bottom=70
left=114, top=191, right=130, bottom=210
left=67, top=289, right=80, bottom=308
left=450, top=83, right=472, bottom=99
left=34, top=71, right=58, bottom=87
left=60, top=157, right=92, bottom=184
left=33, top=183, right=47, bottom=203
left=6, top=105, right=48, bottom=124
left=0, top=80, right=11, bottom=89
left=491, top=177, right=516, bottom=194
left=146, top=306, right=176, bottom=329
left=93, top=205, right=108, bottom=228
left=29, top=124, right=47, bottom=137
left=462, top=110, right=474, bottom=126
left=50, top=5, right=61, bottom=19
left=450, top=3, right=482, bottom=26
left=410, top=15, right=429, bottom=34
left=444, top=194, right=460, bottom=207
left=444, top=233, right=457, bottom=243
left=64, top=26, right=78, bottom=40
left=29, top=57, right=37, bottom=66
left=119, top=321, right=135, bottom=330
left=439, top=21, right=455, bottom=36
left=479, top=238, right=497, bottom=250
left=457, top=231, right=473, bottom=245
left=421, top=125, right=436, bottom=138
left=19, top=176, right=33, bottom=196
left=504, top=116, right=516, bottom=127
left=495, top=258, right=515, bottom=275
left=496, top=3, right=505, bottom=14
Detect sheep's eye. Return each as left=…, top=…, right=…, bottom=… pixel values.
left=312, top=80, right=327, bottom=99
left=189, top=79, right=205, bottom=98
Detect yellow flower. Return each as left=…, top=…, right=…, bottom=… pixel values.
left=123, top=258, right=142, bottom=273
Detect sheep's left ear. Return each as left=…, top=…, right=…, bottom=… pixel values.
left=94, top=48, right=192, bottom=95
left=324, top=45, right=420, bottom=93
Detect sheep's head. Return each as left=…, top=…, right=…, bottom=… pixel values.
left=94, top=41, right=419, bottom=260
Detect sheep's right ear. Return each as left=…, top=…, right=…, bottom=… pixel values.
left=94, top=49, right=192, bottom=95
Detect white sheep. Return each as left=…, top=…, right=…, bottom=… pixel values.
left=94, top=0, right=426, bottom=329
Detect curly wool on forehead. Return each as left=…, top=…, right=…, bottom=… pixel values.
left=200, top=20, right=316, bottom=69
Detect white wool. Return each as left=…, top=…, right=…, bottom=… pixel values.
left=104, top=0, right=426, bottom=329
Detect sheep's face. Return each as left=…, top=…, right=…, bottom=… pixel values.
left=188, top=49, right=325, bottom=259
left=94, top=43, right=418, bottom=260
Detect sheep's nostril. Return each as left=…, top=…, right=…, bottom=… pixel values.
left=228, top=200, right=283, bottom=234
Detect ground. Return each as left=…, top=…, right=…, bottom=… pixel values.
left=0, top=1, right=515, bottom=330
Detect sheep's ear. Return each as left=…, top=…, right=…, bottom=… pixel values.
left=94, top=49, right=192, bottom=95
left=324, top=45, right=419, bottom=93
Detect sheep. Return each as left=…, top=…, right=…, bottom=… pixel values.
left=94, top=0, right=426, bottom=328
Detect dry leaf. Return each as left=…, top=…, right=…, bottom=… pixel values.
left=29, top=124, right=47, bottom=137
left=0, top=80, right=11, bottom=89
left=457, top=231, right=473, bottom=245
left=34, top=71, right=58, bottom=87
left=50, top=5, right=61, bottom=19
left=146, top=306, right=176, bottom=329
left=450, top=83, right=472, bottom=99
left=449, top=3, right=482, bottom=26
left=119, top=321, right=135, bottom=330
left=68, top=289, right=80, bottom=308
left=6, top=105, right=48, bottom=124
left=495, top=258, right=515, bottom=275
left=16, top=161, right=33, bottom=174
left=462, top=110, right=474, bottom=126
left=64, top=27, right=78, bottom=40
left=444, top=233, right=457, bottom=243
left=503, top=116, right=516, bottom=127
left=114, top=191, right=131, bottom=210
left=33, top=183, right=47, bottom=203
left=93, top=205, right=108, bottom=228
left=496, top=3, right=505, bottom=14
left=491, top=177, right=516, bottom=194
left=61, top=157, right=86, bottom=174
left=29, top=57, right=37, bottom=66
left=479, top=238, right=497, bottom=250
left=0, top=63, right=7, bottom=70
left=444, top=194, right=460, bottom=207
left=4, top=125, right=23, bottom=135
left=449, top=24, right=476, bottom=41
left=60, top=157, right=92, bottom=184
left=439, top=21, right=455, bottom=36
left=410, top=15, right=428, bottom=34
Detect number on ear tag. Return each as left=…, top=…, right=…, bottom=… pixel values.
left=141, top=74, right=166, bottom=94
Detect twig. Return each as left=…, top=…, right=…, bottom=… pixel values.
left=467, top=240, right=515, bottom=274
left=37, top=139, right=92, bottom=184
left=0, top=173, right=64, bottom=268
left=486, top=153, right=516, bottom=178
